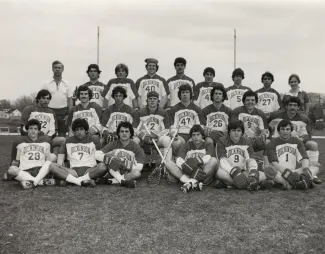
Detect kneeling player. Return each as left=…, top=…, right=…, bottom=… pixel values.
left=133, top=91, right=173, bottom=167
left=50, top=119, right=107, bottom=187
left=4, top=119, right=58, bottom=189
left=215, top=120, right=267, bottom=190
left=165, top=125, right=218, bottom=193
left=264, top=119, right=320, bottom=190
left=95, top=122, right=145, bottom=188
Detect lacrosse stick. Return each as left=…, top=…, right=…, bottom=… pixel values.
left=143, top=124, right=179, bottom=185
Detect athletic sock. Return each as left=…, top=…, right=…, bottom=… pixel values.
left=66, top=174, right=81, bottom=186
left=307, top=150, right=319, bottom=164
left=57, top=154, right=65, bottom=166
left=34, top=161, right=52, bottom=186
left=109, top=169, right=124, bottom=183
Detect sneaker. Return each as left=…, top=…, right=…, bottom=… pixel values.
left=3, top=172, right=15, bottom=181
left=313, top=176, right=322, bottom=185
left=259, top=179, right=274, bottom=189
left=81, top=180, right=96, bottom=188
left=180, top=182, right=192, bottom=193
left=215, top=180, right=228, bottom=189
left=192, top=182, right=203, bottom=191
left=20, top=180, right=35, bottom=190
left=120, top=179, right=136, bottom=188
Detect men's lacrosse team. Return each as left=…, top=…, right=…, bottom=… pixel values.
left=3, top=57, right=322, bottom=193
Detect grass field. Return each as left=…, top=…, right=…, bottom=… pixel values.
left=1, top=136, right=325, bottom=254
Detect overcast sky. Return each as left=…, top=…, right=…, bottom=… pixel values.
left=1, top=0, right=324, bottom=102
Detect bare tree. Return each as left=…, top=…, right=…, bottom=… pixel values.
left=0, top=99, right=11, bottom=110
left=13, top=93, right=35, bottom=112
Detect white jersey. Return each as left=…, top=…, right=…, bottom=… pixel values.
left=224, top=85, right=251, bottom=110
left=14, top=137, right=51, bottom=170
left=29, top=112, right=56, bottom=136
left=65, top=135, right=100, bottom=168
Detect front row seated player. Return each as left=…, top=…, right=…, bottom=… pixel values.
left=4, top=119, right=62, bottom=189
left=165, top=125, right=218, bottom=193
left=49, top=118, right=107, bottom=187
left=95, top=121, right=145, bottom=188
left=263, top=119, right=321, bottom=190
left=215, top=119, right=268, bottom=191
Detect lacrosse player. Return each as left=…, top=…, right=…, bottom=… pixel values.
left=268, top=96, right=320, bottom=183
left=102, top=63, right=140, bottom=110
left=95, top=122, right=145, bottom=188
left=194, top=67, right=225, bottom=109
left=67, top=85, right=102, bottom=137
left=74, top=64, right=107, bottom=108
left=224, top=68, right=252, bottom=110
left=50, top=118, right=107, bottom=187
left=165, top=57, right=195, bottom=108
left=165, top=125, right=218, bottom=193
left=169, top=84, right=206, bottom=155
left=20, top=89, right=66, bottom=164
left=133, top=91, right=172, bottom=167
left=136, top=58, right=168, bottom=109
left=232, top=91, right=269, bottom=152
left=264, top=119, right=320, bottom=190
left=255, top=72, right=282, bottom=116
left=215, top=119, right=268, bottom=191
left=101, top=86, right=135, bottom=146
left=4, top=119, right=60, bottom=189
left=202, top=85, right=233, bottom=145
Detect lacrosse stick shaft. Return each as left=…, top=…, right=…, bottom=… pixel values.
left=143, top=124, right=166, bottom=163
left=162, top=126, right=180, bottom=161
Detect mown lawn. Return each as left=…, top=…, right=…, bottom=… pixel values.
left=1, top=136, right=325, bottom=254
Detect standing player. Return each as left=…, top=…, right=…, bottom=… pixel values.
left=102, top=63, right=140, bottom=110
left=43, top=60, right=73, bottom=137
left=202, top=85, right=233, bottom=145
left=4, top=119, right=58, bottom=189
left=255, top=72, right=282, bottom=116
left=133, top=91, right=172, bottom=165
left=268, top=96, right=320, bottom=183
left=75, top=64, right=107, bottom=108
left=67, top=85, right=102, bottom=137
left=265, top=119, right=320, bottom=190
left=165, top=125, right=218, bottom=193
left=166, top=57, right=195, bottom=108
left=95, top=122, right=145, bottom=188
left=232, top=91, right=269, bottom=152
left=50, top=119, right=107, bottom=187
left=194, top=67, right=225, bottom=108
left=21, top=89, right=66, bottom=165
left=169, top=84, right=206, bottom=154
left=224, top=68, right=251, bottom=110
left=101, top=86, right=135, bottom=145
left=215, top=120, right=267, bottom=191
left=136, top=58, right=168, bottom=109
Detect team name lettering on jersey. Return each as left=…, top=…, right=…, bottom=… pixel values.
left=277, top=146, right=297, bottom=157
left=178, top=111, right=195, bottom=121
left=91, top=87, right=103, bottom=93
left=112, top=114, right=127, bottom=121
left=23, top=145, right=45, bottom=154
left=230, top=90, right=244, bottom=98
left=34, top=114, right=51, bottom=122
left=209, top=113, right=226, bottom=122
left=71, top=145, right=91, bottom=154
left=227, top=148, right=245, bottom=158
left=259, top=93, right=275, bottom=100
left=142, top=80, right=160, bottom=88
left=242, top=116, right=260, bottom=126
left=76, top=112, right=93, bottom=118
